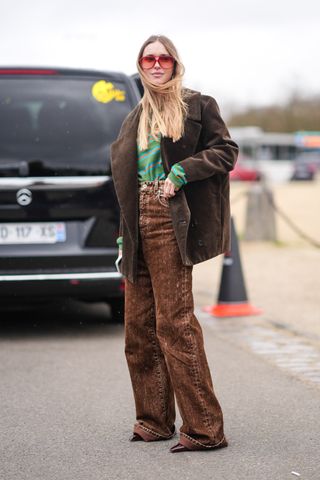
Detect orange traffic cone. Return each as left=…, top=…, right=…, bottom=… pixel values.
left=203, top=217, right=261, bottom=317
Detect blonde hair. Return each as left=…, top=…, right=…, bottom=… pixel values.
left=136, top=34, right=189, bottom=150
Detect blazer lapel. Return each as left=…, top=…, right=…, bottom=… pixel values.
left=161, top=89, right=202, bottom=169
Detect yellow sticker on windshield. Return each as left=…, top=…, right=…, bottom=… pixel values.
left=91, top=81, right=126, bottom=103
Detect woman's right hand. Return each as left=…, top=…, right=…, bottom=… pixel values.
left=163, top=177, right=177, bottom=198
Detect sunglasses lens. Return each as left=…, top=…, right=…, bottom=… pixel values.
left=139, top=55, right=175, bottom=70
left=159, top=56, right=175, bottom=69
left=140, top=56, right=155, bottom=69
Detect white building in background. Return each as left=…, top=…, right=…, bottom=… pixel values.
left=229, top=126, right=297, bottom=182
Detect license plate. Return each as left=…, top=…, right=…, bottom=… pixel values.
left=0, top=222, right=66, bottom=244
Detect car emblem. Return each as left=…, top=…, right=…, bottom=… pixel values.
left=16, top=188, right=32, bottom=206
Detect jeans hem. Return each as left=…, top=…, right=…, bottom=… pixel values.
left=179, top=432, right=228, bottom=449
left=134, top=422, right=176, bottom=441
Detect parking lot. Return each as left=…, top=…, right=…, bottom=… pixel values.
left=1, top=297, right=319, bottom=480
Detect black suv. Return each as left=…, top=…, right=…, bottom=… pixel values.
left=0, top=67, right=141, bottom=320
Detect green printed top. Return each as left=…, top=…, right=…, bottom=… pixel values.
left=137, top=132, right=166, bottom=182
left=116, top=132, right=187, bottom=249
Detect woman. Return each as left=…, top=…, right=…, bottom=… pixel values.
left=110, top=34, right=238, bottom=453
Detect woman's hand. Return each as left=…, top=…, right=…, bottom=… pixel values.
left=163, top=178, right=178, bottom=198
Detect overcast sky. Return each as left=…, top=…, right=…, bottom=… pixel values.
left=1, top=0, right=320, bottom=114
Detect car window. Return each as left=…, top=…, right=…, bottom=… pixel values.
left=0, top=77, right=133, bottom=176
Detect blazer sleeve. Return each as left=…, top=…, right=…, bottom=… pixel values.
left=178, top=96, right=239, bottom=182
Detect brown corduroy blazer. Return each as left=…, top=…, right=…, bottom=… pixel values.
left=110, top=87, right=239, bottom=282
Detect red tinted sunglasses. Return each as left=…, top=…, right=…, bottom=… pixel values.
left=139, top=55, right=175, bottom=70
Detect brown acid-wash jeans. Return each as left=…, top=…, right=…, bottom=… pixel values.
left=124, top=180, right=228, bottom=449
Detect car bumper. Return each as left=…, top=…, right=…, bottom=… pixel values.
left=0, top=271, right=124, bottom=299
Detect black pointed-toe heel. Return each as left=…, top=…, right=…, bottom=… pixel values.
left=130, top=425, right=176, bottom=443
left=129, top=432, right=144, bottom=442
left=170, top=442, right=191, bottom=453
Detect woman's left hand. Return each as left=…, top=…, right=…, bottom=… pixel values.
left=163, top=178, right=178, bottom=198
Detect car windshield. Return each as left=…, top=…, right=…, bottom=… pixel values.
left=0, top=76, right=132, bottom=176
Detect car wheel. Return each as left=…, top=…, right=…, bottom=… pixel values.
left=109, top=297, right=124, bottom=323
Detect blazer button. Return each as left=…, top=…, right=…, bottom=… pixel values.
left=179, top=220, right=187, bottom=225
left=198, top=239, right=204, bottom=246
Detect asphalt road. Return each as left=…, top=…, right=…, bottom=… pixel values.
left=0, top=300, right=319, bottom=480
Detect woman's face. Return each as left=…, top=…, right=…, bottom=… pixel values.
left=140, top=41, right=175, bottom=86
